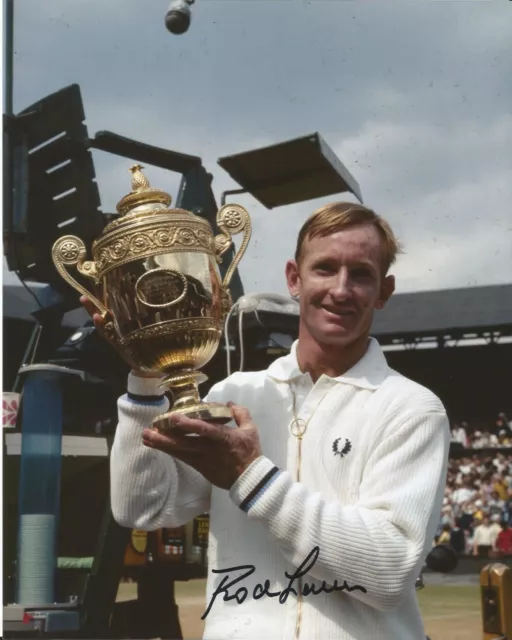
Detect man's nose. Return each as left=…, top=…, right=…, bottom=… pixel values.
left=330, top=269, right=352, bottom=300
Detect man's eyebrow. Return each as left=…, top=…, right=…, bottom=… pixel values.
left=310, top=255, right=378, bottom=268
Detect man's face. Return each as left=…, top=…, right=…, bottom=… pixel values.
left=285, top=224, right=395, bottom=347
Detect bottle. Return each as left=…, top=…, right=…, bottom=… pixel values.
left=185, top=519, right=201, bottom=564
left=193, top=513, right=210, bottom=568
left=193, top=514, right=210, bottom=548
left=156, top=526, right=186, bottom=563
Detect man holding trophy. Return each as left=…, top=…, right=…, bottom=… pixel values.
left=64, top=167, right=449, bottom=639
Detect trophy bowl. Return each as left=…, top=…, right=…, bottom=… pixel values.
left=51, top=165, right=251, bottom=434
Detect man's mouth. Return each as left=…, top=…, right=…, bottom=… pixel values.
left=322, top=306, right=357, bottom=318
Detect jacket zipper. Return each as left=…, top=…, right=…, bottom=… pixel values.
left=290, top=387, right=305, bottom=640
left=293, top=426, right=304, bottom=640
left=289, top=384, right=331, bottom=640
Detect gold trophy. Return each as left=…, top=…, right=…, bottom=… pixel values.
left=51, top=165, right=251, bottom=433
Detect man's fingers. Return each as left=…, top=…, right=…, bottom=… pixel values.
left=80, top=295, right=112, bottom=335
left=170, top=415, right=230, bottom=441
left=144, top=432, right=203, bottom=467
left=142, top=427, right=205, bottom=453
left=229, top=403, right=252, bottom=427
left=80, top=295, right=98, bottom=318
left=92, top=313, right=105, bottom=330
left=80, top=296, right=106, bottom=329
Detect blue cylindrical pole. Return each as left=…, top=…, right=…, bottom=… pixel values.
left=16, top=369, right=64, bottom=605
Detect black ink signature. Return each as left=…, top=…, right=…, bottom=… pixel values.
left=202, top=546, right=367, bottom=619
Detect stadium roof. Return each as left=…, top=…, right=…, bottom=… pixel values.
left=371, top=283, right=512, bottom=338
left=4, top=282, right=512, bottom=340
left=246, top=283, right=512, bottom=343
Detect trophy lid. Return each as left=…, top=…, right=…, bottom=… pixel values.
left=116, top=164, right=172, bottom=216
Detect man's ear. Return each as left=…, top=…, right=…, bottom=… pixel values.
left=375, top=274, right=395, bottom=310
left=285, top=259, right=300, bottom=298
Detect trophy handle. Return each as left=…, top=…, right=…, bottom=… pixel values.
left=51, top=235, right=109, bottom=318
left=214, top=204, right=252, bottom=288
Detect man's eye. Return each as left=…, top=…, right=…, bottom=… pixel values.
left=352, top=268, right=372, bottom=278
left=314, top=263, right=335, bottom=273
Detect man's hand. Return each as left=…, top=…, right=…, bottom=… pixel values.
left=142, top=403, right=262, bottom=490
left=80, top=295, right=161, bottom=378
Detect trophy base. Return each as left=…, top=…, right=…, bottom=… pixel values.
left=151, top=370, right=233, bottom=435
left=152, top=402, right=232, bottom=434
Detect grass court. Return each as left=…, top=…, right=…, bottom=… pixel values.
left=118, top=580, right=483, bottom=639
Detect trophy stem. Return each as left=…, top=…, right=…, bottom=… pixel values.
left=152, top=370, right=233, bottom=434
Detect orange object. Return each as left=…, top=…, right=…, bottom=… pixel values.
left=124, top=529, right=148, bottom=566
left=480, top=562, right=512, bottom=639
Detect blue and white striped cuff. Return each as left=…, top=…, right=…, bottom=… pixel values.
left=230, top=456, right=282, bottom=514
left=124, top=392, right=167, bottom=406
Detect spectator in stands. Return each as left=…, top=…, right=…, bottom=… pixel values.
left=496, top=412, right=512, bottom=435
left=458, top=501, right=475, bottom=532
left=452, top=476, right=476, bottom=505
left=495, top=521, right=512, bottom=556
left=457, top=457, right=473, bottom=477
left=471, top=431, right=490, bottom=449
left=451, top=422, right=468, bottom=448
left=440, top=502, right=452, bottom=521
left=488, top=490, right=505, bottom=515
left=479, top=472, right=495, bottom=501
left=492, top=473, right=509, bottom=501
left=449, top=518, right=466, bottom=555
left=471, top=499, right=485, bottom=523
left=437, top=523, right=451, bottom=545
left=499, top=430, right=512, bottom=446
left=505, top=487, right=512, bottom=524
left=438, top=450, right=512, bottom=553
left=473, top=454, right=487, bottom=475
left=489, top=514, right=503, bottom=544
left=472, top=515, right=496, bottom=557
left=493, top=453, right=506, bottom=473
left=452, top=416, right=512, bottom=448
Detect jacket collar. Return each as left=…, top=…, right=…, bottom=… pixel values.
left=266, top=337, right=389, bottom=390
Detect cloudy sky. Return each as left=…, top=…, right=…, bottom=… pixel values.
left=4, top=0, right=512, bottom=298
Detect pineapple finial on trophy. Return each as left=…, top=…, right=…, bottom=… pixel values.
left=115, top=165, right=173, bottom=216
left=129, top=164, right=151, bottom=192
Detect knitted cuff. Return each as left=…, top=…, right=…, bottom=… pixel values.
left=127, top=371, right=166, bottom=405
left=230, top=456, right=282, bottom=514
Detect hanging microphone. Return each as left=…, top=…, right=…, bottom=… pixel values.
left=165, top=0, right=195, bottom=35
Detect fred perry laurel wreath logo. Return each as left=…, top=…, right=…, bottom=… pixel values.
left=332, top=438, right=352, bottom=458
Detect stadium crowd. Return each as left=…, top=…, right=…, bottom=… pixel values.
left=434, top=412, right=512, bottom=557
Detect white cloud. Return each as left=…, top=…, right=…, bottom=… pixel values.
left=4, top=0, right=511, bottom=299
left=392, top=171, right=512, bottom=292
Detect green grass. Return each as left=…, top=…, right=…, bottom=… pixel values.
left=417, top=585, right=481, bottom=618
left=175, top=579, right=207, bottom=599
left=118, top=580, right=485, bottom=640
left=121, top=579, right=483, bottom=613
left=418, top=586, right=483, bottom=640
left=173, top=580, right=483, bottom=614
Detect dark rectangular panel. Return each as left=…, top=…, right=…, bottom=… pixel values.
left=218, top=132, right=362, bottom=208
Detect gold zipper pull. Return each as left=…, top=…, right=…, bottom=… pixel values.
left=290, top=418, right=307, bottom=439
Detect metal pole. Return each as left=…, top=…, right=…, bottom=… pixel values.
left=220, top=188, right=247, bottom=207
left=12, top=323, right=43, bottom=393
left=5, top=0, right=14, bottom=115
left=4, top=0, right=15, bottom=263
